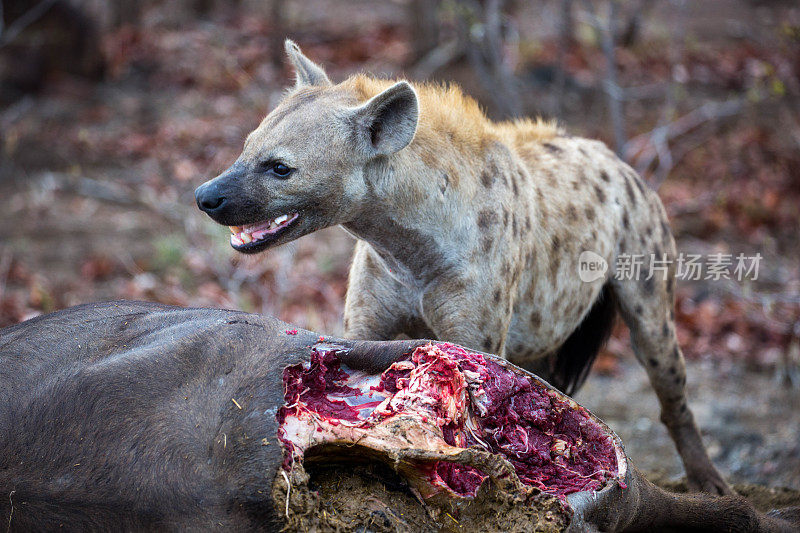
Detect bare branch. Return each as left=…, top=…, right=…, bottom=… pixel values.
left=624, top=99, right=744, bottom=184
left=0, top=0, right=58, bottom=47
left=411, top=39, right=463, bottom=79
left=621, top=82, right=669, bottom=101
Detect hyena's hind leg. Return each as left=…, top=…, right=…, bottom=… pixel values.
left=611, top=217, right=732, bottom=495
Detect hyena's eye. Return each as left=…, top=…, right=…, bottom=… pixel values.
left=272, top=163, right=292, bottom=177
left=259, top=160, right=294, bottom=179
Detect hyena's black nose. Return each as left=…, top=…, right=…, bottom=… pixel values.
left=195, top=182, right=226, bottom=214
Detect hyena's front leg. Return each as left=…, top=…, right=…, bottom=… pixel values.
left=343, top=242, right=421, bottom=340
left=421, top=275, right=515, bottom=357
left=611, top=235, right=732, bottom=495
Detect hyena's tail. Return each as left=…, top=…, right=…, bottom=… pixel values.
left=550, top=283, right=617, bottom=396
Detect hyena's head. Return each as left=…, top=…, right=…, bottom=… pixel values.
left=195, top=40, right=419, bottom=254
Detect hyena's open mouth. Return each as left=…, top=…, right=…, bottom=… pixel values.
left=275, top=342, right=625, bottom=528
left=228, top=212, right=299, bottom=251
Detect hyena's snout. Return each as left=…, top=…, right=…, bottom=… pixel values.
left=195, top=179, right=226, bottom=214
left=194, top=163, right=253, bottom=224
left=194, top=162, right=304, bottom=253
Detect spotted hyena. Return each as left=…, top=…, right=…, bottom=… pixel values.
left=195, top=40, right=730, bottom=494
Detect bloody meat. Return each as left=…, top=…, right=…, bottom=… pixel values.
left=277, top=342, right=620, bottom=500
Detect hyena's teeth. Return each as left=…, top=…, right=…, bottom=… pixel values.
left=230, top=213, right=299, bottom=247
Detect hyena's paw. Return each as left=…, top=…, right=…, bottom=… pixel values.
left=686, top=460, right=733, bottom=496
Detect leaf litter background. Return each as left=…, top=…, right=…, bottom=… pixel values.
left=1, top=0, right=799, bottom=492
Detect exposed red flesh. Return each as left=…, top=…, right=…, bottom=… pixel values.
left=281, top=349, right=364, bottom=423
left=277, top=342, right=621, bottom=500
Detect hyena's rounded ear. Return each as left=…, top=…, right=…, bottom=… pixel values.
left=350, top=81, right=419, bottom=157
left=284, top=39, right=331, bottom=87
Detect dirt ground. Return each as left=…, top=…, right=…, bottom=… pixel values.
left=275, top=461, right=569, bottom=532
left=579, top=355, right=800, bottom=494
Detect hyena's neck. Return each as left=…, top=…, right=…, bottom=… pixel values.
left=342, top=147, right=474, bottom=285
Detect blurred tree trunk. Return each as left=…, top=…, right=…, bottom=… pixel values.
left=408, top=0, right=441, bottom=63
left=456, top=0, right=522, bottom=118
left=269, top=0, right=287, bottom=68
left=582, top=0, right=625, bottom=155
left=0, top=0, right=105, bottom=101
left=554, top=0, right=574, bottom=118
left=617, top=0, right=656, bottom=48
left=191, top=0, right=215, bottom=17
left=110, top=1, right=143, bottom=27
left=186, top=0, right=244, bottom=20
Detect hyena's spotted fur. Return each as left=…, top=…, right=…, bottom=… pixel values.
left=195, top=41, right=730, bottom=494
